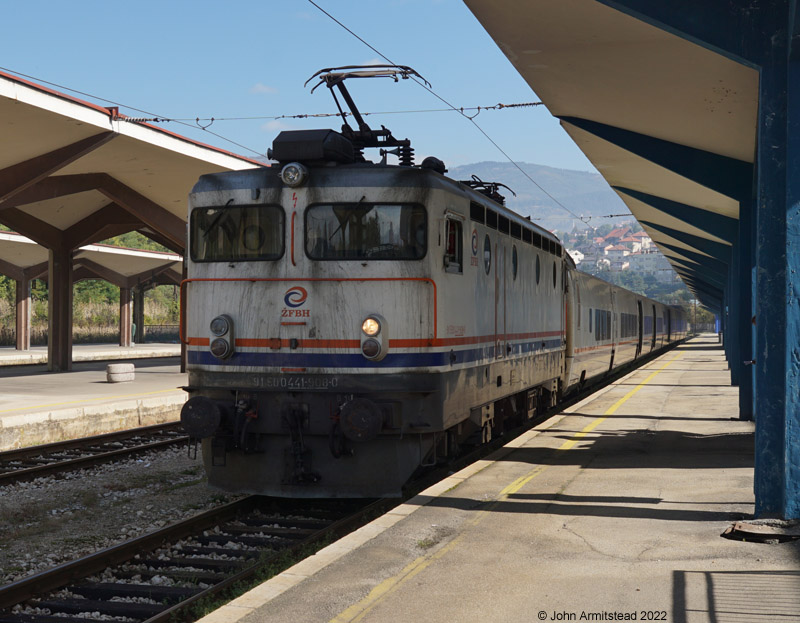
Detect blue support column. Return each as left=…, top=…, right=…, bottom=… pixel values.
left=728, top=242, right=741, bottom=385
left=737, top=205, right=754, bottom=420
left=753, top=4, right=800, bottom=518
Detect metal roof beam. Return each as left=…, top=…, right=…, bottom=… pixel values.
left=679, top=276, right=723, bottom=301
left=673, top=263, right=727, bottom=290
left=665, top=256, right=727, bottom=286
left=0, top=133, right=115, bottom=206
left=72, top=257, right=129, bottom=289
left=639, top=220, right=732, bottom=264
left=136, top=228, right=183, bottom=255
left=0, top=258, right=23, bottom=281
left=614, top=187, right=739, bottom=243
left=658, top=241, right=730, bottom=275
left=128, top=263, right=176, bottom=289
left=595, top=0, right=780, bottom=67
left=558, top=116, right=752, bottom=200
left=97, top=175, right=186, bottom=250
left=0, top=173, right=107, bottom=208
left=25, top=261, right=48, bottom=281
left=63, top=203, right=142, bottom=250
left=0, top=208, right=65, bottom=250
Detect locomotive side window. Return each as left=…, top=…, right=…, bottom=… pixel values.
left=512, top=245, right=518, bottom=279
left=190, top=204, right=284, bottom=262
left=305, top=203, right=426, bottom=260
left=470, top=202, right=485, bottom=224
left=444, top=217, right=463, bottom=273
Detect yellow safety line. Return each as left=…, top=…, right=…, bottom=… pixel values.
left=0, top=389, right=182, bottom=414
left=558, top=353, right=680, bottom=450
left=329, top=352, right=682, bottom=623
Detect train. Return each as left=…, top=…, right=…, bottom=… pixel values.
left=179, top=66, right=686, bottom=497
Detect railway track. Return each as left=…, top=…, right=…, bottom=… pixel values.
left=0, top=495, right=382, bottom=622
left=0, top=423, right=188, bottom=486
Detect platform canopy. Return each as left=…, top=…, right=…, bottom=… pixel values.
left=0, top=231, right=181, bottom=288
left=0, top=69, right=262, bottom=371
left=0, top=69, right=261, bottom=254
left=464, top=0, right=757, bottom=314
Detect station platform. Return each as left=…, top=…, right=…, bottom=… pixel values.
left=0, top=354, right=185, bottom=450
left=0, top=342, right=181, bottom=367
left=199, top=335, right=800, bottom=623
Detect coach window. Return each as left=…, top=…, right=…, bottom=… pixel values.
left=444, top=217, right=463, bottom=273
left=535, top=255, right=541, bottom=285
left=589, top=308, right=592, bottom=334
left=552, top=262, right=557, bottom=288
left=483, top=234, right=492, bottom=274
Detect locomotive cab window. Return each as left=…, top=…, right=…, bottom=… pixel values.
left=444, top=217, right=463, bottom=274
left=190, top=204, right=284, bottom=262
left=305, top=203, right=426, bottom=260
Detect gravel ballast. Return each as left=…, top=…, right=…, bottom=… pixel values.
left=0, top=446, right=241, bottom=585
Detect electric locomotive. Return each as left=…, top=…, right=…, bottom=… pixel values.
left=179, top=66, right=685, bottom=497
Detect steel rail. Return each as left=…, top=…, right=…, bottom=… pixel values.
left=0, top=497, right=261, bottom=610
left=0, top=423, right=187, bottom=485
left=0, top=496, right=386, bottom=622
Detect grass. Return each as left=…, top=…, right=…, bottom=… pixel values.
left=417, top=538, right=437, bottom=550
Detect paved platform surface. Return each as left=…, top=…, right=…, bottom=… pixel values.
left=200, top=335, right=800, bottom=623
left=0, top=356, right=186, bottom=449
left=0, top=342, right=181, bottom=366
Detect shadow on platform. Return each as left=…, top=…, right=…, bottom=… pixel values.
left=672, top=569, right=800, bottom=622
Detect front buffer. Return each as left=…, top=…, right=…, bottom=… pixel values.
left=180, top=373, right=441, bottom=498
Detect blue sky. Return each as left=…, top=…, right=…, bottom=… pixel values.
left=1, top=0, right=595, bottom=172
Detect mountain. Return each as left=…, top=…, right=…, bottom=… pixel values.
left=447, top=161, right=631, bottom=233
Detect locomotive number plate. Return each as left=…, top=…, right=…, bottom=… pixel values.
left=257, top=375, right=339, bottom=390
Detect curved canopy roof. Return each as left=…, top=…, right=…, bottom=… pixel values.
left=465, top=0, right=758, bottom=311
left=0, top=231, right=181, bottom=288
left=0, top=70, right=261, bottom=255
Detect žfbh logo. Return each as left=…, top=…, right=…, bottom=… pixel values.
left=471, top=229, right=479, bottom=256
left=284, top=286, right=308, bottom=308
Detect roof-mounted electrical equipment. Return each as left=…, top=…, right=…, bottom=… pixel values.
left=460, top=175, right=517, bottom=206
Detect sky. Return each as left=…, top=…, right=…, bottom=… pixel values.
left=0, top=0, right=595, bottom=173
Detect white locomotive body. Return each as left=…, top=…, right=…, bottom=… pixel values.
left=182, top=153, right=571, bottom=497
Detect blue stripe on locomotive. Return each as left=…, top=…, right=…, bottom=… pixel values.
left=189, top=337, right=563, bottom=368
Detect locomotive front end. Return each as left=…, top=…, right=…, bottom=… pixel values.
left=181, top=132, right=444, bottom=497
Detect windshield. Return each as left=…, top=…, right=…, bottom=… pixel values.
left=190, top=204, right=284, bottom=262
left=305, top=203, right=426, bottom=260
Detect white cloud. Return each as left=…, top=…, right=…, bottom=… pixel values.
left=250, top=83, right=278, bottom=94
left=362, top=57, right=387, bottom=67
left=261, top=120, right=294, bottom=132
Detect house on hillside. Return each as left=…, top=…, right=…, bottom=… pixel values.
left=618, top=235, right=642, bottom=253
left=602, top=226, right=631, bottom=246
left=626, top=248, right=675, bottom=282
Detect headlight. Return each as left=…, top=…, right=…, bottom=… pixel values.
left=210, top=338, right=233, bottom=359
left=361, top=339, right=381, bottom=359
left=210, top=315, right=231, bottom=336
left=362, top=317, right=381, bottom=337
left=280, top=162, right=308, bottom=187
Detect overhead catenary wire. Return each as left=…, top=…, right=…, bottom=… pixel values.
left=122, top=101, right=544, bottom=123
left=306, top=0, right=593, bottom=224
